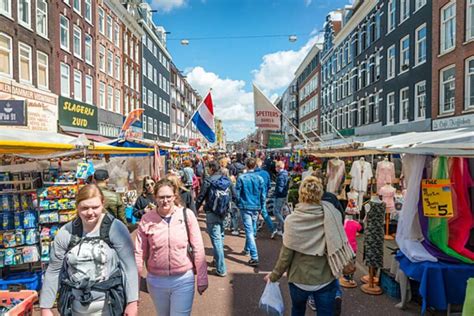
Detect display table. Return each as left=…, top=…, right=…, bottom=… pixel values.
left=396, top=251, right=474, bottom=313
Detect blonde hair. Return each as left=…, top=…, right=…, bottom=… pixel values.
left=298, top=176, right=323, bottom=204
left=166, top=173, right=188, bottom=192
left=76, top=184, right=105, bottom=208
left=219, top=157, right=228, bottom=168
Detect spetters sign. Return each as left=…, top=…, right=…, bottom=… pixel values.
left=0, top=100, right=27, bottom=126
left=59, top=96, right=98, bottom=131
left=254, top=84, right=281, bottom=130
left=267, top=133, right=285, bottom=148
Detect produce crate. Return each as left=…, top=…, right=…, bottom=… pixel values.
left=380, top=268, right=401, bottom=299
left=0, top=290, right=38, bottom=316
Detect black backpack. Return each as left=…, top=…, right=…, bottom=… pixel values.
left=67, top=213, right=114, bottom=252
left=208, top=176, right=232, bottom=217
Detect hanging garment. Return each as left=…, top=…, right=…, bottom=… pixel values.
left=427, top=157, right=474, bottom=264
left=379, top=185, right=396, bottom=212
left=376, top=161, right=396, bottom=194
left=448, top=158, right=474, bottom=260
left=395, top=154, right=437, bottom=263
left=363, top=201, right=385, bottom=268
left=345, top=191, right=359, bottom=215
left=350, top=160, right=373, bottom=192
left=468, top=158, right=474, bottom=252
left=326, top=159, right=346, bottom=194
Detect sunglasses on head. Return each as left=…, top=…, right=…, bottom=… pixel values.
left=145, top=182, right=155, bottom=187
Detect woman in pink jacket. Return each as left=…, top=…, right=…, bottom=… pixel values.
left=135, top=179, right=208, bottom=315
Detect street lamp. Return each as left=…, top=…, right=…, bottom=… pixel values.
left=180, top=39, right=189, bottom=46
left=289, top=35, right=298, bottom=42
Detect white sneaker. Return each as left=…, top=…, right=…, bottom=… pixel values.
left=277, top=230, right=283, bottom=236
left=231, top=230, right=239, bottom=236
left=271, top=230, right=278, bottom=239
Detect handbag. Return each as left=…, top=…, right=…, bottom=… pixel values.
left=182, top=208, right=196, bottom=273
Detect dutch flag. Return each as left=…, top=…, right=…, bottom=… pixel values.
left=191, top=92, right=216, bottom=143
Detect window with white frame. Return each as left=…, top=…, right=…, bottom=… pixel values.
left=142, top=86, right=146, bottom=104
left=400, top=0, right=410, bottom=23
left=374, top=93, right=380, bottom=122
left=19, top=42, right=32, bottom=83
left=154, top=119, right=158, bottom=135
left=399, top=87, right=409, bottom=122
left=0, top=0, right=11, bottom=17
left=415, top=0, right=426, bottom=11
left=105, top=15, right=112, bottom=41
left=114, top=56, right=120, bottom=80
left=387, top=92, right=395, bottom=124
left=73, top=0, right=80, bottom=14
left=0, top=33, right=12, bottom=77
left=36, top=0, right=48, bottom=38
left=107, top=85, right=113, bottom=111
left=73, top=26, right=82, bottom=58
left=388, top=0, right=396, bottom=33
left=99, top=82, right=105, bottom=108
left=60, top=15, right=70, bottom=51
left=415, top=24, right=427, bottom=66
left=18, top=0, right=31, bottom=28
left=440, top=65, right=455, bottom=113
left=440, top=2, right=456, bottom=54
left=114, top=89, right=120, bottom=113
left=135, top=43, right=139, bottom=63
left=468, top=0, right=474, bottom=41
left=60, top=63, right=70, bottom=97
left=85, top=75, right=93, bottom=104
left=73, top=70, right=82, bottom=101
left=400, top=35, right=410, bottom=72
left=148, top=117, right=153, bottom=134
left=85, top=34, right=92, bottom=65
left=85, top=0, right=92, bottom=23
left=148, top=89, right=152, bottom=106
left=143, top=114, right=147, bottom=132
left=107, top=50, right=113, bottom=76
left=98, top=8, right=105, bottom=35
left=37, top=51, right=48, bottom=90
left=99, top=45, right=105, bottom=72
left=114, top=23, right=119, bottom=47
left=415, top=81, right=426, bottom=119
left=465, top=57, right=474, bottom=109
left=387, top=45, right=396, bottom=79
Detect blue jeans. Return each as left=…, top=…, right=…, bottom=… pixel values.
left=261, top=205, right=274, bottom=232
left=230, top=203, right=240, bottom=231
left=206, top=212, right=226, bottom=275
left=289, top=280, right=337, bottom=316
left=240, top=209, right=259, bottom=260
left=273, top=197, right=286, bottom=231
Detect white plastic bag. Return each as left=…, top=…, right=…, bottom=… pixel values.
left=259, top=281, right=285, bottom=316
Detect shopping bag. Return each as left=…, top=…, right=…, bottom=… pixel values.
left=259, top=281, right=284, bottom=316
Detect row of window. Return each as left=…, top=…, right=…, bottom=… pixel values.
left=0, top=0, right=49, bottom=38
left=386, top=81, right=427, bottom=125
left=440, top=1, right=474, bottom=55
left=98, top=44, right=121, bottom=80
left=301, top=117, right=319, bottom=134
left=439, top=58, right=474, bottom=114
left=143, top=58, right=170, bottom=94
left=59, top=15, right=94, bottom=66
left=123, top=33, right=140, bottom=63
left=98, top=6, right=120, bottom=48
left=0, top=34, right=48, bottom=89
left=299, top=76, right=319, bottom=102
left=300, top=95, right=319, bottom=118
left=143, top=115, right=170, bottom=138
left=143, top=86, right=171, bottom=116
left=60, top=63, right=93, bottom=105
left=124, top=63, right=140, bottom=92
left=144, top=33, right=170, bottom=72
left=387, top=0, right=427, bottom=34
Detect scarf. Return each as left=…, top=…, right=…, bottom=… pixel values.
left=283, top=201, right=354, bottom=277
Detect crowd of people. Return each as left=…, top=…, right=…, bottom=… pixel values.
left=39, top=152, right=362, bottom=316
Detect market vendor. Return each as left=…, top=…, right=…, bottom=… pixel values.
left=133, top=176, right=156, bottom=220
left=94, top=169, right=127, bottom=225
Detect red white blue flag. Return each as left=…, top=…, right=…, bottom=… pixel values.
left=191, top=92, right=216, bottom=143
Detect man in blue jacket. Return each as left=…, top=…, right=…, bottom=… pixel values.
left=255, top=158, right=277, bottom=238
left=273, top=160, right=289, bottom=235
left=236, top=158, right=266, bottom=267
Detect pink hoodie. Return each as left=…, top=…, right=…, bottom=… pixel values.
left=134, top=207, right=208, bottom=287
left=344, top=219, right=362, bottom=253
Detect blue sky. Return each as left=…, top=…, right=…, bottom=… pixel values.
left=149, top=0, right=351, bottom=141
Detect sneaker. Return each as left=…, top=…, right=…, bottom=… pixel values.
left=248, top=259, right=259, bottom=267
left=271, top=230, right=278, bottom=239
left=335, top=296, right=342, bottom=316
left=242, top=250, right=249, bottom=256
left=215, top=270, right=227, bottom=277
left=307, top=296, right=316, bottom=311
left=231, top=230, right=239, bottom=236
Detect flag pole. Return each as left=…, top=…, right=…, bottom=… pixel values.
left=175, top=89, right=212, bottom=144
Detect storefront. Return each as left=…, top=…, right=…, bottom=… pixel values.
left=0, top=80, right=58, bottom=132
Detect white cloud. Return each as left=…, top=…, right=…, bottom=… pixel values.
left=251, top=34, right=323, bottom=94
left=185, top=67, right=256, bottom=140
left=305, top=0, right=312, bottom=6
left=150, top=0, right=187, bottom=13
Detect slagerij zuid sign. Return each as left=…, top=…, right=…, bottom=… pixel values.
left=59, top=96, right=98, bottom=131
left=267, top=133, right=285, bottom=149
left=0, top=100, right=27, bottom=126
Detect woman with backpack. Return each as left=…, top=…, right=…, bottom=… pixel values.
left=135, top=179, right=208, bottom=316
left=40, top=184, right=138, bottom=316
